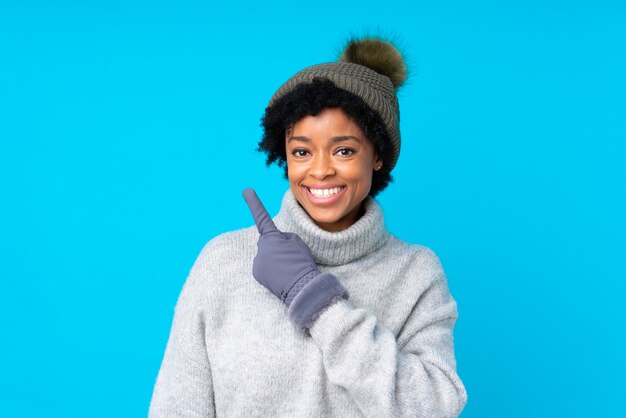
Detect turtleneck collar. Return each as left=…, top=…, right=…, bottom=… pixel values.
left=273, top=189, right=390, bottom=267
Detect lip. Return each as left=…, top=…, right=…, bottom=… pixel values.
left=305, top=184, right=344, bottom=189
left=303, top=185, right=346, bottom=206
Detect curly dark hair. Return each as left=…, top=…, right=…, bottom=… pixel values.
left=258, top=78, right=394, bottom=197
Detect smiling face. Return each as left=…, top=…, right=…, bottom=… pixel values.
left=285, top=107, right=382, bottom=232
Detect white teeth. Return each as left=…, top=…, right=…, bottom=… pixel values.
left=308, top=187, right=342, bottom=198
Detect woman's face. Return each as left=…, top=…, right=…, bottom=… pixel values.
left=285, top=107, right=382, bottom=232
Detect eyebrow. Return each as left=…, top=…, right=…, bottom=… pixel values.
left=287, top=135, right=363, bottom=143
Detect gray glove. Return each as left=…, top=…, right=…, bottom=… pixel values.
left=243, top=188, right=348, bottom=331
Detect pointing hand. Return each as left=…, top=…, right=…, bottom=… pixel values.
left=242, top=188, right=320, bottom=304
left=243, top=188, right=349, bottom=332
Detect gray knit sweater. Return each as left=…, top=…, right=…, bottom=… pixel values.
left=149, top=190, right=468, bottom=417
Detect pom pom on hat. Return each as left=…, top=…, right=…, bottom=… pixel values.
left=339, top=38, right=407, bottom=90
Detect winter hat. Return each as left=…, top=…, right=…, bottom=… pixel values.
left=268, top=37, right=407, bottom=170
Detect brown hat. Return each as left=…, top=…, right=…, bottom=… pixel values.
left=268, top=37, right=408, bottom=170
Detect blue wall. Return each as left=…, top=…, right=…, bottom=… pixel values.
left=1, top=1, right=624, bottom=416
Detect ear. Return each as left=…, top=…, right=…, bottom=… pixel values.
left=373, top=153, right=383, bottom=171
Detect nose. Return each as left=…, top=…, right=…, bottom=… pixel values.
left=309, top=153, right=335, bottom=179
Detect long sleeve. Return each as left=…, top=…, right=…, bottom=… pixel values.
left=149, top=268, right=216, bottom=417
left=307, top=264, right=467, bottom=418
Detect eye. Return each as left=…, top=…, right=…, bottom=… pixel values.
left=291, top=149, right=309, bottom=158
left=335, top=147, right=356, bottom=157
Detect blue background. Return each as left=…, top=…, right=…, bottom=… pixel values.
left=1, top=1, right=624, bottom=416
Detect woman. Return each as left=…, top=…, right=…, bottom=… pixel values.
left=149, top=37, right=468, bottom=417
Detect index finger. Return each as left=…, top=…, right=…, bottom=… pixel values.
left=242, top=188, right=279, bottom=235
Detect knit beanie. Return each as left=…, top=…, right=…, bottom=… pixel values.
left=268, top=37, right=407, bottom=170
